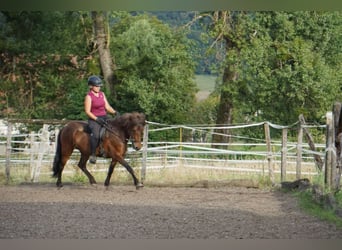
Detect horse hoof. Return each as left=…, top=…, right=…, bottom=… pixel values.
left=136, top=183, right=144, bottom=190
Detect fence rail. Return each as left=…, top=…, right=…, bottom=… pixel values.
left=0, top=118, right=326, bottom=184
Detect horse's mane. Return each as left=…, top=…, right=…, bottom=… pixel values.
left=108, top=112, right=146, bottom=129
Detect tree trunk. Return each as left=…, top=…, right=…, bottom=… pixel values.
left=212, top=68, right=234, bottom=146
left=91, top=11, right=116, bottom=95
left=212, top=39, right=238, bottom=148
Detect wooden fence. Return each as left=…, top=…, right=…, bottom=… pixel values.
left=325, top=102, right=342, bottom=191
left=0, top=116, right=329, bottom=185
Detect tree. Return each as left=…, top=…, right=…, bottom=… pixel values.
left=0, top=11, right=91, bottom=119
left=91, top=11, right=116, bottom=94
left=201, top=11, right=246, bottom=145
left=204, top=11, right=342, bottom=133
left=0, top=11, right=197, bottom=125
left=237, top=11, right=342, bottom=124
left=109, top=15, right=197, bottom=124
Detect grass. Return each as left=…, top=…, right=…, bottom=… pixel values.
left=195, top=74, right=217, bottom=92
left=195, top=74, right=217, bottom=101
left=294, top=190, right=342, bottom=228
left=0, top=163, right=271, bottom=188
left=284, top=172, right=342, bottom=228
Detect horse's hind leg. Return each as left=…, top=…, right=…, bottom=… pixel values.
left=78, top=155, right=97, bottom=185
left=56, top=156, right=69, bottom=188
left=56, top=167, right=64, bottom=188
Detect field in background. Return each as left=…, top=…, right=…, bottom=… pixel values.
left=195, top=74, right=217, bottom=101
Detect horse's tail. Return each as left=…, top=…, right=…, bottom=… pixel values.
left=52, top=128, right=63, bottom=177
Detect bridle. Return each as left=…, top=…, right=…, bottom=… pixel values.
left=102, top=123, right=128, bottom=143
left=102, top=122, right=141, bottom=146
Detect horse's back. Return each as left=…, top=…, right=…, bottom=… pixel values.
left=61, top=121, right=88, bottom=134
left=60, top=121, right=90, bottom=150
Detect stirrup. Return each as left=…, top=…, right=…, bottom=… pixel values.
left=89, top=155, right=97, bottom=164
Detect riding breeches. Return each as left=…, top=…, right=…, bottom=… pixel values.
left=88, top=116, right=106, bottom=155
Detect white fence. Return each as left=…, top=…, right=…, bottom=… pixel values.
left=0, top=119, right=326, bottom=184
left=141, top=121, right=325, bottom=183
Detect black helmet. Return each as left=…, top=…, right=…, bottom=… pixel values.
left=87, top=75, right=103, bottom=86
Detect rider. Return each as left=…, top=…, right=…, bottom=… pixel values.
left=84, top=75, right=116, bottom=164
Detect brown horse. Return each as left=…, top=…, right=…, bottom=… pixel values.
left=52, top=112, right=146, bottom=189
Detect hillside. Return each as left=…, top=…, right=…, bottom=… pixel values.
left=195, top=74, right=217, bottom=101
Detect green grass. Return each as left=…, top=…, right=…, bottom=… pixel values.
left=195, top=74, right=217, bottom=92
left=288, top=172, right=342, bottom=228
left=294, top=190, right=342, bottom=228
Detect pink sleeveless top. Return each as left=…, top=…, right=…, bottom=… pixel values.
left=88, top=91, right=106, bottom=116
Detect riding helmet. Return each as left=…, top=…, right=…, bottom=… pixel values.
left=87, top=75, right=103, bottom=86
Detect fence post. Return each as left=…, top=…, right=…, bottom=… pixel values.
left=31, top=124, right=49, bottom=182
left=264, top=122, right=274, bottom=184
left=54, top=128, right=59, bottom=152
left=296, top=124, right=303, bottom=180
left=281, top=128, right=288, bottom=182
left=325, top=111, right=336, bottom=190
left=179, top=126, right=183, bottom=167
left=141, top=123, right=149, bottom=183
left=332, top=102, right=342, bottom=190
left=299, top=114, right=324, bottom=171
left=29, top=131, right=35, bottom=180
left=5, top=122, right=13, bottom=183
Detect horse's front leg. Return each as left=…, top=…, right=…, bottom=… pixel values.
left=78, top=155, right=97, bottom=186
left=118, top=158, right=144, bottom=190
left=104, top=160, right=117, bottom=189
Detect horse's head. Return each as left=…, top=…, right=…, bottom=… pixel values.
left=130, top=122, right=145, bottom=150
left=127, top=112, right=146, bottom=150
left=109, top=112, right=146, bottom=150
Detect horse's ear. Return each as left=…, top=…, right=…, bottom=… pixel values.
left=137, top=112, right=146, bottom=121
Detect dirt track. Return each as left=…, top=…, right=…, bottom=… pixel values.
left=1, top=183, right=342, bottom=239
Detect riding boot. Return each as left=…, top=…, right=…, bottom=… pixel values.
left=89, top=133, right=97, bottom=164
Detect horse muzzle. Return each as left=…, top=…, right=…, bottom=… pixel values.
left=131, top=141, right=142, bottom=151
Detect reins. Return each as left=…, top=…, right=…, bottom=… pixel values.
left=102, top=122, right=130, bottom=143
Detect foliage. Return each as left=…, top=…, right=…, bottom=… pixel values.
left=188, top=95, right=219, bottom=125
left=0, top=11, right=93, bottom=120
left=206, top=11, right=342, bottom=127
left=147, top=11, right=217, bottom=74
left=1, top=10, right=342, bottom=130
left=0, top=11, right=198, bottom=124
left=0, top=52, right=91, bottom=119
left=237, top=11, right=342, bottom=125
left=110, top=15, right=197, bottom=124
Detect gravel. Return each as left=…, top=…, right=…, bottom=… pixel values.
left=1, top=183, right=342, bottom=239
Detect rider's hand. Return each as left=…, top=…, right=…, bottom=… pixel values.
left=96, top=117, right=107, bottom=126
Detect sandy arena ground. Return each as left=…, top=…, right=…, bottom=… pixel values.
left=1, top=183, right=342, bottom=239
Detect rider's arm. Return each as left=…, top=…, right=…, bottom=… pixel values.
left=103, top=94, right=116, bottom=115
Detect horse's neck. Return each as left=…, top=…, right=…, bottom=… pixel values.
left=107, top=124, right=129, bottom=142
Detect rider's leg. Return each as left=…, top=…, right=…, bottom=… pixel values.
left=88, top=120, right=101, bottom=164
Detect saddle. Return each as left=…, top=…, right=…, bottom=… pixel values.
left=98, top=127, right=107, bottom=156
left=84, top=124, right=107, bottom=157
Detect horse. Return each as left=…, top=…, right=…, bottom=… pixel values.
left=52, top=112, right=146, bottom=190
